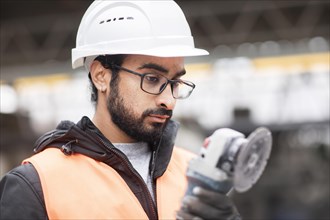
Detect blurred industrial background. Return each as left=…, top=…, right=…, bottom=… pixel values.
left=1, top=1, right=329, bottom=219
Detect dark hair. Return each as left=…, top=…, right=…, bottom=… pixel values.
left=88, top=54, right=127, bottom=104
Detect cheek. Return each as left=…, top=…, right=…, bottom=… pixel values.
left=130, top=92, right=154, bottom=112
left=120, top=80, right=151, bottom=112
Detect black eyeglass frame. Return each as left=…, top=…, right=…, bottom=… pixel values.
left=111, top=64, right=196, bottom=99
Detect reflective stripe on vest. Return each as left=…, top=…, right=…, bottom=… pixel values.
left=23, top=147, right=194, bottom=219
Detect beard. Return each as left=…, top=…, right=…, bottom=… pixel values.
left=106, top=84, right=172, bottom=144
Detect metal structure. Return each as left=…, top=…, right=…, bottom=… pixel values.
left=1, top=0, right=329, bottom=70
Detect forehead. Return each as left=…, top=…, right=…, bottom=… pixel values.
left=123, top=55, right=185, bottom=71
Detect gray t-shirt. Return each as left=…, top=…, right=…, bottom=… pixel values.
left=113, top=142, right=154, bottom=202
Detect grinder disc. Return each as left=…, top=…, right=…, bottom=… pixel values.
left=233, top=127, right=272, bottom=192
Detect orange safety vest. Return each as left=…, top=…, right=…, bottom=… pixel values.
left=24, top=147, right=194, bottom=220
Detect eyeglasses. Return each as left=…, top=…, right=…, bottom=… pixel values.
left=112, top=64, right=195, bottom=99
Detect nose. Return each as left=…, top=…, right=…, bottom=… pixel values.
left=155, top=83, right=176, bottom=110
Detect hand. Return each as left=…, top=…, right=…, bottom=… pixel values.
left=176, top=187, right=241, bottom=220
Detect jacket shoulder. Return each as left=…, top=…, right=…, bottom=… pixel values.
left=173, top=146, right=196, bottom=160
left=0, top=163, right=47, bottom=219
left=169, top=146, right=196, bottom=172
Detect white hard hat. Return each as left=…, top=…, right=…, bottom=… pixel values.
left=72, top=0, right=209, bottom=70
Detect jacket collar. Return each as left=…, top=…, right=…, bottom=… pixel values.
left=34, top=116, right=180, bottom=178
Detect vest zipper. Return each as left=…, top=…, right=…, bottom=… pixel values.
left=150, top=150, right=157, bottom=204
left=85, top=130, right=158, bottom=220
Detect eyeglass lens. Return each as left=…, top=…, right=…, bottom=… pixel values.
left=142, top=73, right=193, bottom=99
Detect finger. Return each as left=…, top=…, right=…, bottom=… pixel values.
left=193, top=187, right=234, bottom=210
left=193, top=187, right=234, bottom=209
left=176, top=209, right=203, bottom=220
left=182, top=195, right=233, bottom=220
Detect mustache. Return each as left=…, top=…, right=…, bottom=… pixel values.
left=142, top=108, right=173, bottom=118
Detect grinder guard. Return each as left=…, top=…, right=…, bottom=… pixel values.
left=234, top=127, right=272, bottom=192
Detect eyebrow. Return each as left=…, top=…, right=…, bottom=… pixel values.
left=138, top=62, right=186, bottom=78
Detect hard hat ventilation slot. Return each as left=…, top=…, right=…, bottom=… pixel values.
left=99, top=17, right=134, bottom=25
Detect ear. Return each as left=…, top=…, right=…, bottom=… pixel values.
left=90, top=60, right=110, bottom=93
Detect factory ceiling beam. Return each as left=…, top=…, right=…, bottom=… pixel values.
left=1, top=0, right=329, bottom=67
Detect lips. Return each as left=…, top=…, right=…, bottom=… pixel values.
left=148, top=114, right=170, bottom=123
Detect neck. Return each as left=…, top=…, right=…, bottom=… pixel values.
left=92, top=108, right=136, bottom=144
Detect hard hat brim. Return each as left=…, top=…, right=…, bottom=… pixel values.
left=72, top=45, right=209, bottom=69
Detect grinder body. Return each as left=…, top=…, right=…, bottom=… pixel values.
left=185, top=127, right=272, bottom=196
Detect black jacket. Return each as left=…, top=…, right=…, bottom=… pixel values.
left=0, top=116, right=180, bottom=220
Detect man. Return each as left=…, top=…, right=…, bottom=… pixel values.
left=0, top=1, right=241, bottom=219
